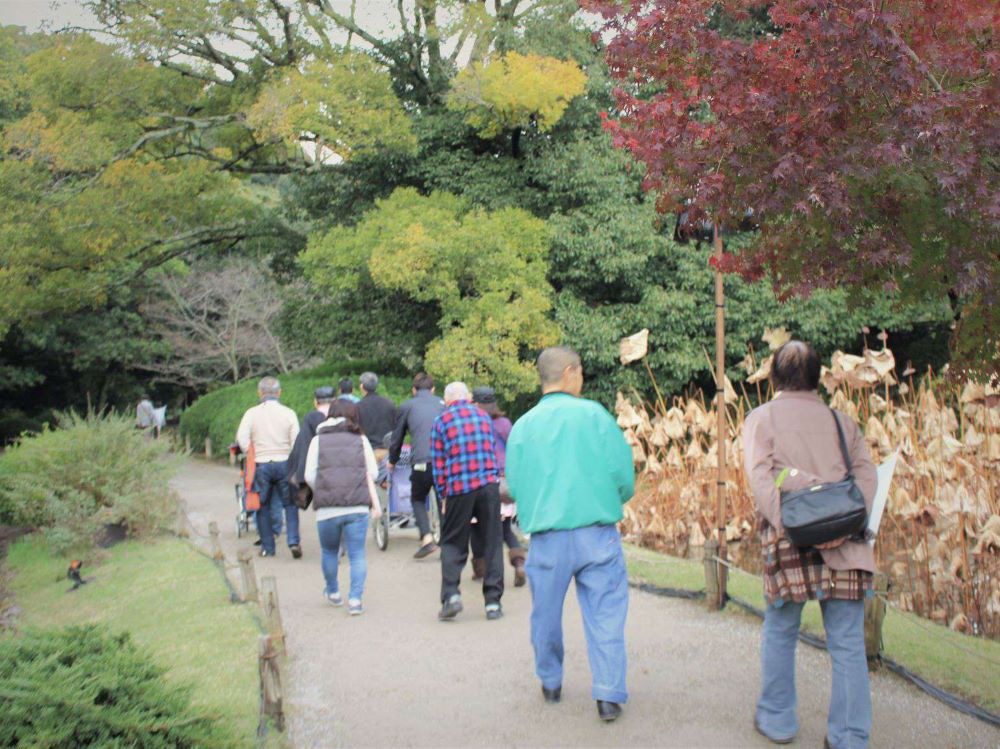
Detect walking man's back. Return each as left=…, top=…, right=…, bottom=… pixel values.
left=506, top=346, right=635, bottom=723
left=236, top=376, right=301, bottom=558
left=388, top=373, right=444, bottom=558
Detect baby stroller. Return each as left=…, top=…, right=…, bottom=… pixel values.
left=372, top=444, right=440, bottom=551
left=229, top=444, right=260, bottom=538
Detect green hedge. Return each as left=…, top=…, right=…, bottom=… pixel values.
left=179, top=360, right=411, bottom=452
left=0, top=625, right=229, bottom=748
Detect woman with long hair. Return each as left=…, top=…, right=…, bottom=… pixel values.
left=304, top=399, right=382, bottom=615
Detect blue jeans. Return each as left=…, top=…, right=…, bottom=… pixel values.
left=317, top=513, right=369, bottom=602
left=757, top=598, right=871, bottom=748
left=526, top=525, right=629, bottom=703
left=254, top=461, right=299, bottom=554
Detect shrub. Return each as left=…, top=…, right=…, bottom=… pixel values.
left=179, top=360, right=411, bottom=452
left=0, top=625, right=230, bottom=748
left=0, top=411, right=180, bottom=552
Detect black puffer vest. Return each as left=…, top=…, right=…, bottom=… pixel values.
left=313, top=423, right=371, bottom=510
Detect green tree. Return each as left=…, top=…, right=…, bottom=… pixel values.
left=303, top=188, right=557, bottom=396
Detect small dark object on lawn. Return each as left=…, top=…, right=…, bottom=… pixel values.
left=68, top=560, right=86, bottom=591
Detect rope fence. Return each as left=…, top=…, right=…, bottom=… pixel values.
left=175, top=498, right=286, bottom=740
left=625, top=550, right=1000, bottom=729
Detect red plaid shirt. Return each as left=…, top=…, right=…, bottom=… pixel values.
left=431, top=401, right=498, bottom=498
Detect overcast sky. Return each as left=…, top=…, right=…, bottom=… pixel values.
left=0, top=0, right=401, bottom=36
left=0, top=0, right=96, bottom=30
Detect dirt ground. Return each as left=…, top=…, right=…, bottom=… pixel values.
left=174, top=458, right=999, bottom=748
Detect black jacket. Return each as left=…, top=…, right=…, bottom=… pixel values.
left=388, top=389, right=444, bottom=465
left=286, top=409, right=326, bottom=488
left=357, top=393, right=397, bottom=448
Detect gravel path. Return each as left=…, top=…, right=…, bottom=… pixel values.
left=174, top=458, right=998, bottom=748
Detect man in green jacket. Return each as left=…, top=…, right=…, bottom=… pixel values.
left=506, top=346, right=635, bottom=723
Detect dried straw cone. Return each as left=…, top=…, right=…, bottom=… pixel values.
left=617, top=344, right=1000, bottom=637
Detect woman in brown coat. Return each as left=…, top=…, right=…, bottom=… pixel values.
left=744, top=341, right=877, bottom=749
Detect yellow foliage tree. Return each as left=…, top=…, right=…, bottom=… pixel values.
left=448, top=51, right=587, bottom=138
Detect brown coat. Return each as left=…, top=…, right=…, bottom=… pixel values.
left=743, top=390, right=878, bottom=573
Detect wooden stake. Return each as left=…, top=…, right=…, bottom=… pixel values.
left=704, top=537, right=721, bottom=611
left=713, top=226, right=729, bottom=609
left=237, top=547, right=259, bottom=603
left=260, top=576, right=286, bottom=657
left=864, top=573, right=889, bottom=668
left=258, top=634, right=285, bottom=733
left=204, top=436, right=212, bottom=459
left=208, top=521, right=223, bottom=561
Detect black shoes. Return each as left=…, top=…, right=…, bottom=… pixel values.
left=597, top=701, right=622, bottom=722
left=542, top=685, right=561, bottom=704
left=414, top=542, right=438, bottom=559
left=289, top=544, right=302, bottom=559
left=438, top=594, right=463, bottom=620
left=253, top=537, right=262, bottom=546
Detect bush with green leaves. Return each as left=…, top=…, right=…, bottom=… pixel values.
left=0, top=411, right=179, bottom=552
left=179, top=360, right=411, bottom=453
left=0, top=625, right=230, bottom=748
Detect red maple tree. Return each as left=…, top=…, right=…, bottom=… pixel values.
left=585, top=0, right=999, bottom=371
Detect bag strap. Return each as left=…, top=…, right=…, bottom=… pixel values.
left=830, top=408, right=854, bottom=479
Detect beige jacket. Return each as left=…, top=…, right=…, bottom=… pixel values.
left=236, top=399, right=300, bottom=463
left=743, top=390, right=878, bottom=573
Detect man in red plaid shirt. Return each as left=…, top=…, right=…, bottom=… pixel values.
left=431, top=381, right=504, bottom=621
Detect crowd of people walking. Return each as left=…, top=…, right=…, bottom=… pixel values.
left=233, top=341, right=879, bottom=744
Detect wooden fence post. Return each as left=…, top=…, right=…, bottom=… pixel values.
left=204, top=436, right=212, bottom=459
left=184, top=433, right=191, bottom=453
left=865, top=573, right=889, bottom=668
left=208, top=521, right=224, bottom=561
left=260, top=576, right=286, bottom=657
left=258, top=634, right=285, bottom=733
left=704, top=537, right=721, bottom=611
left=237, top=547, right=259, bottom=603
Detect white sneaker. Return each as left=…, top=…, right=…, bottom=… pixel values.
left=325, top=590, right=343, bottom=606
left=348, top=599, right=363, bottom=616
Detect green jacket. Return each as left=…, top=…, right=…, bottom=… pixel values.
left=507, top=392, right=635, bottom=533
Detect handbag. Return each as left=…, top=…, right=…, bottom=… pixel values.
left=779, top=409, right=868, bottom=547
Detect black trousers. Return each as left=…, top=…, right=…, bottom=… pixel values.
left=440, top=483, right=503, bottom=605
left=410, top=466, right=439, bottom=539
left=470, top=516, right=522, bottom=559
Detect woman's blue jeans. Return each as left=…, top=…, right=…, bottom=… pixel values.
left=756, top=598, right=871, bottom=748
left=317, top=513, right=369, bottom=602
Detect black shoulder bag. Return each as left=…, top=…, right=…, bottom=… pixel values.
left=779, top=409, right=868, bottom=547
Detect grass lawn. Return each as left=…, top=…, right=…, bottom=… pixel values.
left=6, top=536, right=261, bottom=747
left=625, top=542, right=1000, bottom=714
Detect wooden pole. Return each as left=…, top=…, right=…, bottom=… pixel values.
left=208, top=521, right=224, bottom=561
left=237, top=547, right=259, bottom=603
left=260, top=576, right=286, bottom=657
left=864, top=573, right=889, bottom=669
left=258, top=634, right=285, bottom=733
left=703, top=537, right=721, bottom=611
left=713, top=226, right=729, bottom=609
left=204, top=436, right=212, bottom=459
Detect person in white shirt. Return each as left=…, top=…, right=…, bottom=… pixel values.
left=304, top=400, right=381, bottom=615
left=236, top=376, right=301, bottom=558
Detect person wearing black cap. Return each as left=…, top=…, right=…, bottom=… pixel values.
left=286, top=386, right=338, bottom=518
left=469, top=386, right=526, bottom=587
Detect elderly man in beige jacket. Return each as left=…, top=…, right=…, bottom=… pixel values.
left=236, top=376, right=300, bottom=558
left=744, top=341, right=877, bottom=749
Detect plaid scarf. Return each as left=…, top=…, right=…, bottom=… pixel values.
left=760, top=521, right=872, bottom=605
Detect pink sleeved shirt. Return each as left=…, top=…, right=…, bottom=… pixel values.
left=743, top=390, right=878, bottom=573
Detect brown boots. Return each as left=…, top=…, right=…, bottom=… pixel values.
left=510, top=547, right=527, bottom=587
left=471, top=549, right=527, bottom=586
